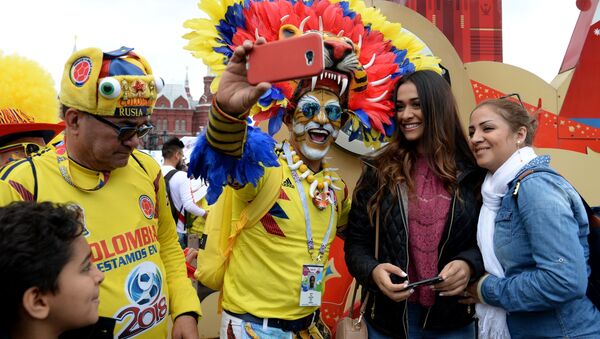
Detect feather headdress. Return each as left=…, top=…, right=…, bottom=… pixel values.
left=184, top=0, right=441, bottom=202
left=184, top=0, right=441, bottom=146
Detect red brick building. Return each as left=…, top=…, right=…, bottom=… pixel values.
left=142, top=74, right=214, bottom=150
left=391, top=0, right=503, bottom=62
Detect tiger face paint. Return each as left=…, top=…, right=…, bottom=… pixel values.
left=292, top=89, right=342, bottom=161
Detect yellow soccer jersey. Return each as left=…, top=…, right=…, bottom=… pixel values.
left=0, top=149, right=201, bottom=338
left=222, top=154, right=350, bottom=320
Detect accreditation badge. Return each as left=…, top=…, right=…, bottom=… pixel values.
left=299, top=264, right=324, bottom=306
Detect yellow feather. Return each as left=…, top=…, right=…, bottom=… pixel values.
left=210, top=76, right=222, bottom=94
left=250, top=105, right=261, bottom=116
left=198, top=0, right=226, bottom=21
left=351, top=116, right=360, bottom=130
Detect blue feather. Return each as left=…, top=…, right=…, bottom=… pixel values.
left=391, top=47, right=408, bottom=64
left=258, top=89, right=274, bottom=107
left=215, top=2, right=246, bottom=47
left=398, top=58, right=415, bottom=75
left=391, top=71, right=402, bottom=79
left=187, top=126, right=279, bottom=205
left=268, top=108, right=285, bottom=136
left=354, top=109, right=371, bottom=129
left=338, top=2, right=357, bottom=19
left=348, top=126, right=361, bottom=142
left=383, top=119, right=395, bottom=137
left=213, top=46, right=233, bottom=59
left=258, top=86, right=286, bottom=107
left=271, top=87, right=285, bottom=101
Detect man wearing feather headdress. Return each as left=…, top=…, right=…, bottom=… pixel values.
left=184, top=0, right=441, bottom=337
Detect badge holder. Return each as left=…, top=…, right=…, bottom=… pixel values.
left=299, top=264, right=324, bottom=306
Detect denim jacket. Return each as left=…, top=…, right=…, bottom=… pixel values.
left=480, top=156, right=600, bottom=338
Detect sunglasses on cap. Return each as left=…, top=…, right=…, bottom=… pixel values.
left=90, top=114, right=154, bottom=141
left=0, top=142, right=42, bottom=156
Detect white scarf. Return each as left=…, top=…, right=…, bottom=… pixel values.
left=476, top=146, right=537, bottom=339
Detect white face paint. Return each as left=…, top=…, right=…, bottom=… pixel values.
left=291, top=90, right=343, bottom=161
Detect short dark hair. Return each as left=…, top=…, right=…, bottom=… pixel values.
left=162, top=137, right=184, bottom=159
left=0, top=202, right=84, bottom=329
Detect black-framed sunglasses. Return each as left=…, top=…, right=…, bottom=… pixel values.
left=90, top=114, right=154, bottom=141
left=0, top=142, right=41, bottom=156
left=498, top=93, right=525, bottom=109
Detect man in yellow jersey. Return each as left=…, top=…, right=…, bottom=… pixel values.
left=0, top=46, right=201, bottom=339
left=0, top=52, right=64, bottom=165
left=183, top=0, right=440, bottom=337
left=193, top=38, right=351, bottom=337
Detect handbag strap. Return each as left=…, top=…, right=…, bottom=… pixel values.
left=514, top=169, right=600, bottom=230
left=375, top=207, right=380, bottom=260
left=349, top=207, right=380, bottom=319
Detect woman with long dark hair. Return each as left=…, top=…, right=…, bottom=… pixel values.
left=345, top=70, right=485, bottom=338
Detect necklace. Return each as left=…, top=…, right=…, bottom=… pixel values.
left=278, top=143, right=342, bottom=209
left=281, top=141, right=337, bottom=263
left=55, top=141, right=111, bottom=191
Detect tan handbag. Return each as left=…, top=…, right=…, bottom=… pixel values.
left=335, top=209, right=380, bottom=339
left=335, top=287, right=369, bottom=339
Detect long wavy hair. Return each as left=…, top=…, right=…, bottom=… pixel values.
left=358, top=70, right=475, bottom=223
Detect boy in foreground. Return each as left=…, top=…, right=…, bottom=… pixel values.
left=0, top=202, right=104, bottom=339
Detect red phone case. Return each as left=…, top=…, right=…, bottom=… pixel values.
left=246, top=33, right=324, bottom=85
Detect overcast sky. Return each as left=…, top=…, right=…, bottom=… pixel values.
left=0, top=0, right=585, bottom=99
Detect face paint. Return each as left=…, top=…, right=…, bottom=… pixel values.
left=292, top=89, right=342, bottom=161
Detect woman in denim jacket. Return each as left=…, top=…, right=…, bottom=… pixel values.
left=465, top=97, right=600, bottom=339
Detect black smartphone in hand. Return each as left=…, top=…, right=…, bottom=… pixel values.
left=390, top=273, right=407, bottom=285
left=403, top=276, right=444, bottom=290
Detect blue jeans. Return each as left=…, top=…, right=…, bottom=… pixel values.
left=366, top=303, right=475, bottom=339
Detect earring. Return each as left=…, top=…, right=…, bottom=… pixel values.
left=516, top=140, right=523, bottom=162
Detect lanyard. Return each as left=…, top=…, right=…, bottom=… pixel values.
left=282, top=141, right=335, bottom=263
left=55, top=141, right=110, bottom=191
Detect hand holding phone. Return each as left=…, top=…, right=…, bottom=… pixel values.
left=215, top=38, right=272, bottom=116
left=246, top=33, right=324, bottom=85
left=402, top=276, right=444, bottom=290
left=390, top=273, right=407, bottom=285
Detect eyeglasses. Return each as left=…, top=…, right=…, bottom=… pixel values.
left=0, top=142, right=41, bottom=156
left=90, top=114, right=153, bottom=141
left=499, top=93, right=525, bottom=109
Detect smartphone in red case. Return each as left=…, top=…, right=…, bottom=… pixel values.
left=246, top=33, right=324, bottom=85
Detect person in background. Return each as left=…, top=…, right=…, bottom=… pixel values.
left=0, top=52, right=64, bottom=165
left=161, top=137, right=207, bottom=248
left=345, top=70, right=485, bottom=338
left=0, top=46, right=201, bottom=339
left=188, top=178, right=209, bottom=236
left=0, top=202, right=104, bottom=339
left=465, top=97, right=600, bottom=338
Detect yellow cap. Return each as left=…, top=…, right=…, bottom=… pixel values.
left=59, top=46, right=163, bottom=117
